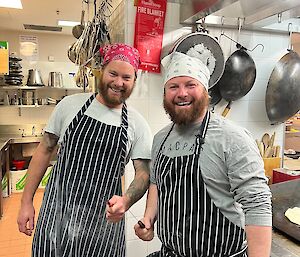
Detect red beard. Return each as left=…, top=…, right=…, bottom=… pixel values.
left=163, top=91, right=210, bottom=125
left=98, top=79, right=134, bottom=106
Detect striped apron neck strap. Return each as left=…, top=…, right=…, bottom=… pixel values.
left=120, top=101, right=129, bottom=175
left=121, top=102, right=128, bottom=129
left=66, top=93, right=97, bottom=135
left=158, top=123, right=175, bottom=154
left=195, top=111, right=210, bottom=154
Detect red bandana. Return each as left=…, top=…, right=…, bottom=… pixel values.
left=100, top=43, right=140, bottom=71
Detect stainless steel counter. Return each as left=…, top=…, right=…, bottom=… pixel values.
left=0, top=134, right=43, bottom=151
left=272, top=229, right=300, bottom=256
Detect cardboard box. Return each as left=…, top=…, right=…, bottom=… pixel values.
left=10, top=169, right=27, bottom=193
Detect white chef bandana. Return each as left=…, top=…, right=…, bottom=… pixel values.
left=161, top=52, right=210, bottom=91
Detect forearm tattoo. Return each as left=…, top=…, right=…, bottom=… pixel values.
left=126, top=159, right=150, bottom=207
left=43, top=132, right=59, bottom=152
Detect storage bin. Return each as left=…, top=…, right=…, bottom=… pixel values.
left=263, top=157, right=281, bottom=184
left=10, top=169, right=27, bottom=193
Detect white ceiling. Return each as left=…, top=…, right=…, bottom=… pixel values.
left=0, top=0, right=87, bottom=35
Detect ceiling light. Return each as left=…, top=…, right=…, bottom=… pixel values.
left=58, top=20, right=80, bottom=27
left=0, top=0, right=22, bottom=9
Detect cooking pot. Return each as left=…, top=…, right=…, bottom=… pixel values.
left=169, top=32, right=225, bottom=89
left=265, top=50, right=300, bottom=124
left=217, top=45, right=256, bottom=116
left=48, top=72, right=63, bottom=88
left=27, top=69, right=44, bottom=86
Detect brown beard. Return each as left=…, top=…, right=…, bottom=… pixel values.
left=97, top=72, right=135, bottom=106
left=163, top=90, right=210, bottom=125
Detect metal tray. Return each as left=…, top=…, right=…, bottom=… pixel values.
left=270, top=179, right=300, bottom=241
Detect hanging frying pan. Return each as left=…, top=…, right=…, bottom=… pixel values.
left=266, top=26, right=300, bottom=124
left=170, top=32, right=225, bottom=89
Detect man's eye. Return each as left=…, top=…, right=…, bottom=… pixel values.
left=187, top=84, right=196, bottom=88
left=110, top=72, right=117, bottom=77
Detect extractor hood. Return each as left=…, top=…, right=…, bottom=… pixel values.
left=180, top=0, right=300, bottom=27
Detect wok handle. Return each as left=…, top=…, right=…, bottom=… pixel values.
left=222, top=101, right=232, bottom=117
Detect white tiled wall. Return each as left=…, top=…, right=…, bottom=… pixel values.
left=124, top=2, right=286, bottom=256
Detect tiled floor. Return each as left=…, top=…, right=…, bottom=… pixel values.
left=0, top=189, right=44, bottom=257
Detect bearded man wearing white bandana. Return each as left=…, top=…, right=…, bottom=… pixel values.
left=134, top=52, right=272, bottom=257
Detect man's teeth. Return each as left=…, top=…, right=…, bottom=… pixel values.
left=111, top=88, right=122, bottom=93
left=176, top=102, right=191, bottom=106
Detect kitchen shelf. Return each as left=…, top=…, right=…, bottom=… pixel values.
left=0, top=86, right=84, bottom=91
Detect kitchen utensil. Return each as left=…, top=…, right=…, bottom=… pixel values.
left=48, top=72, right=63, bottom=88
left=261, top=133, right=270, bottom=150
left=169, top=32, right=225, bottom=89
left=72, top=10, right=85, bottom=39
left=266, top=25, right=300, bottom=124
left=27, top=69, right=44, bottom=86
left=22, top=90, right=35, bottom=105
left=258, top=142, right=264, bottom=157
left=269, top=132, right=276, bottom=148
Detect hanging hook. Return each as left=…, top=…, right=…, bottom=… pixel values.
left=219, top=16, right=225, bottom=43
left=277, top=13, right=282, bottom=23
left=248, top=43, right=264, bottom=52
left=288, top=22, right=293, bottom=50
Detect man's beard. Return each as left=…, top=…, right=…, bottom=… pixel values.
left=163, top=91, right=210, bottom=126
left=98, top=79, right=134, bottom=106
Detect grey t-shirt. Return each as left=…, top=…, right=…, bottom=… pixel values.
left=45, top=93, right=152, bottom=162
left=151, top=113, right=272, bottom=228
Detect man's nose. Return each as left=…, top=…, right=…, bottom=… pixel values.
left=177, top=86, right=188, bottom=97
left=114, top=76, right=123, bottom=87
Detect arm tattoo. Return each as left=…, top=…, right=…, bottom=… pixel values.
left=43, top=132, right=59, bottom=152
left=125, top=159, right=150, bottom=207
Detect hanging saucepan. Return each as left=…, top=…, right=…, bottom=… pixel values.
left=265, top=26, right=300, bottom=124
left=218, top=43, right=257, bottom=116
left=169, top=32, right=225, bottom=89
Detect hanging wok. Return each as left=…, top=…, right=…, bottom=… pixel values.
left=218, top=47, right=256, bottom=101
left=265, top=50, right=300, bottom=124
left=217, top=45, right=256, bottom=116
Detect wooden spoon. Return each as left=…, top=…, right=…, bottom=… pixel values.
left=261, top=133, right=270, bottom=150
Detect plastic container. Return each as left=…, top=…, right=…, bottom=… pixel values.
left=12, top=160, right=26, bottom=170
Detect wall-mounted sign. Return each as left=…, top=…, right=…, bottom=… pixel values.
left=0, top=41, right=9, bottom=75
left=19, top=35, right=39, bottom=61
left=134, top=0, right=167, bottom=73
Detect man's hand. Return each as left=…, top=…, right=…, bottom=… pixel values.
left=134, top=217, right=154, bottom=241
left=17, top=202, right=35, bottom=236
left=106, top=195, right=128, bottom=223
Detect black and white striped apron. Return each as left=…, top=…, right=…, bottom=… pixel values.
left=150, top=112, right=248, bottom=257
left=32, top=93, right=128, bottom=257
